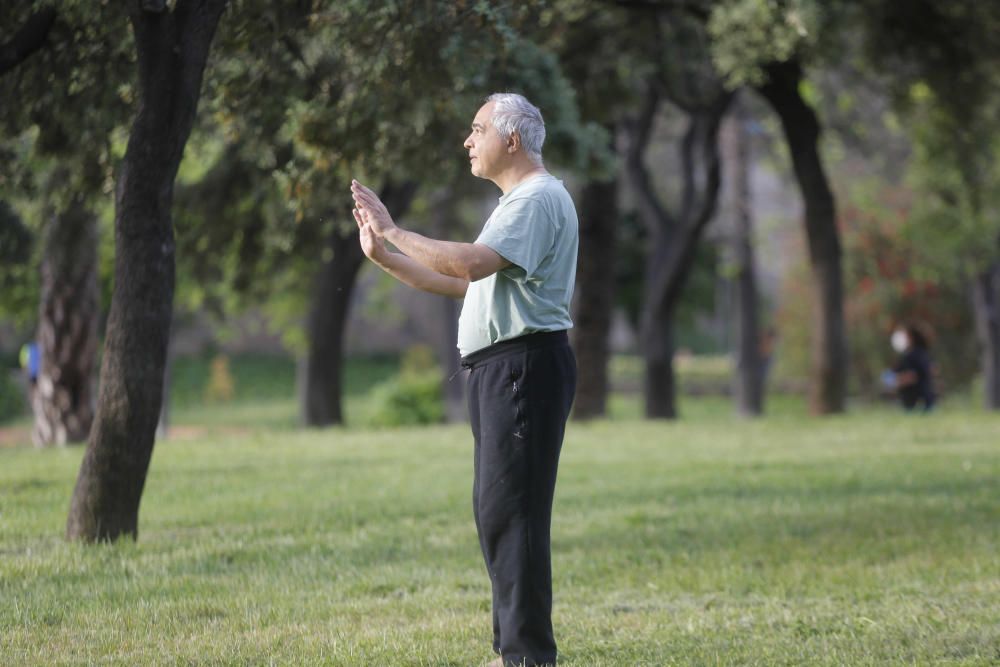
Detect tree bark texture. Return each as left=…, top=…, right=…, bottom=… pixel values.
left=571, top=172, right=618, bottom=420
left=301, top=181, right=417, bottom=427
left=722, top=94, right=764, bottom=416
left=972, top=261, right=1000, bottom=409
left=301, top=225, right=364, bottom=427
left=66, top=0, right=227, bottom=542
left=32, top=172, right=100, bottom=446
left=757, top=60, right=847, bottom=414
left=624, top=86, right=731, bottom=419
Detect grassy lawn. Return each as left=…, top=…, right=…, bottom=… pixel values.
left=2, top=391, right=998, bottom=665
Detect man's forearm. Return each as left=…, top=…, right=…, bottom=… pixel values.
left=374, top=250, right=468, bottom=299
left=385, top=227, right=495, bottom=281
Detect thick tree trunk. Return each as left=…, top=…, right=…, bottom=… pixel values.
left=301, top=226, right=364, bottom=426
left=972, top=261, right=1000, bottom=409
left=66, top=0, right=227, bottom=542
left=571, top=174, right=618, bottom=420
left=758, top=60, right=847, bottom=414
left=723, top=94, right=764, bottom=416
left=301, top=181, right=417, bottom=426
left=642, top=236, right=678, bottom=419
left=32, top=174, right=100, bottom=446
left=625, top=87, right=731, bottom=419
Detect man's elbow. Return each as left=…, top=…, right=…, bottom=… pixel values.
left=464, top=264, right=490, bottom=282
left=463, top=250, right=507, bottom=282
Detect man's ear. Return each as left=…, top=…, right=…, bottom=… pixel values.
left=507, top=131, right=520, bottom=154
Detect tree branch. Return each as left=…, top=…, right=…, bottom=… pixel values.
left=623, top=85, right=675, bottom=237
left=648, top=92, right=731, bottom=314
left=0, top=7, right=57, bottom=77
left=609, top=0, right=710, bottom=21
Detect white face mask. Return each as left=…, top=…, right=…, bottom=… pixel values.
left=891, top=330, right=909, bottom=354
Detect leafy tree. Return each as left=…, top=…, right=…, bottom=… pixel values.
left=610, top=3, right=733, bottom=418
left=66, top=0, right=228, bottom=542
left=538, top=0, right=634, bottom=420
left=180, top=0, right=601, bottom=425
left=1, top=2, right=133, bottom=444
left=857, top=0, right=1000, bottom=408
left=707, top=0, right=848, bottom=414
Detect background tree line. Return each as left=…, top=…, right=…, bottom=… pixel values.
left=1, top=0, right=998, bottom=542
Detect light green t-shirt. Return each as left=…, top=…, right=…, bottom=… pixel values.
left=457, top=174, right=579, bottom=357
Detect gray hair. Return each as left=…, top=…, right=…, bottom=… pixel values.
left=486, top=93, right=545, bottom=164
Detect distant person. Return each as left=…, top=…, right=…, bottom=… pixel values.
left=18, top=341, right=41, bottom=409
left=19, top=341, right=40, bottom=386
left=352, top=92, right=577, bottom=667
left=882, top=323, right=935, bottom=412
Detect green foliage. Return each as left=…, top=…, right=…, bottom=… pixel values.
left=173, top=0, right=607, bottom=340
left=833, top=1, right=1000, bottom=276
left=708, top=0, right=819, bottom=86
left=842, top=185, right=977, bottom=392
left=0, top=198, right=37, bottom=326
left=366, top=345, right=444, bottom=427
left=902, top=83, right=1000, bottom=277
left=0, top=370, right=26, bottom=424
left=0, top=3, right=130, bottom=327
left=776, top=183, right=977, bottom=393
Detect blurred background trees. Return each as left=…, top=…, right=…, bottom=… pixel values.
left=2, top=0, right=999, bottom=540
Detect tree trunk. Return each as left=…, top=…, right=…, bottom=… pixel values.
left=301, top=181, right=417, bottom=427
left=301, top=226, right=364, bottom=426
left=66, top=0, right=227, bottom=542
left=32, top=172, right=100, bottom=446
left=426, top=187, right=465, bottom=423
left=624, top=86, right=731, bottom=419
left=723, top=94, right=764, bottom=416
left=642, top=236, right=678, bottom=419
left=571, top=173, right=618, bottom=420
left=972, top=261, right=1000, bottom=409
left=757, top=60, right=847, bottom=414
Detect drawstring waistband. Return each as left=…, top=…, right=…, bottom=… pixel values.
left=459, top=330, right=569, bottom=371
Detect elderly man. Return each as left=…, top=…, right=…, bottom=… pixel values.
left=352, top=92, right=578, bottom=667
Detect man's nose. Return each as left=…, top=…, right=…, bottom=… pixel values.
left=463, top=135, right=473, bottom=149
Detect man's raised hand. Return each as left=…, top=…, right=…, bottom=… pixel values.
left=354, top=206, right=388, bottom=264
left=351, top=179, right=396, bottom=236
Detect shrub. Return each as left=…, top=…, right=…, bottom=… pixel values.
left=366, top=345, right=444, bottom=427
left=776, top=185, right=977, bottom=396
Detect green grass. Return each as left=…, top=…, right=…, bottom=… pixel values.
left=2, top=402, right=998, bottom=665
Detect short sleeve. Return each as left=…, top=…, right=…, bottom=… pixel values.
left=475, top=197, right=556, bottom=278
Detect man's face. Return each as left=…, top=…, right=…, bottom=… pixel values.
left=463, top=102, right=509, bottom=180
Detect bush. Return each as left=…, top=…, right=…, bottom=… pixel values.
left=366, top=345, right=444, bottom=427
left=776, top=185, right=977, bottom=396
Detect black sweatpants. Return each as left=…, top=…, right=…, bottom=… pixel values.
left=461, top=330, right=576, bottom=667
